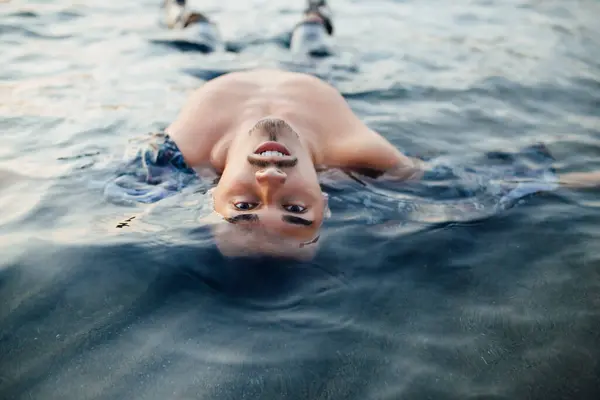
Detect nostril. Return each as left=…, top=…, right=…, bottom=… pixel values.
left=256, top=169, right=287, bottom=183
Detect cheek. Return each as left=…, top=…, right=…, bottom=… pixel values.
left=219, top=167, right=254, bottom=187
left=214, top=173, right=257, bottom=202
left=289, top=171, right=321, bottom=193
left=295, top=164, right=320, bottom=183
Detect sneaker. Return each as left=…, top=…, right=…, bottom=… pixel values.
left=306, top=0, right=333, bottom=22
left=163, top=0, right=187, bottom=29
left=290, top=20, right=332, bottom=57
left=304, top=0, right=333, bottom=35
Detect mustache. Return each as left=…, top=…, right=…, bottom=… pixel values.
left=247, top=156, right=298, bottom=168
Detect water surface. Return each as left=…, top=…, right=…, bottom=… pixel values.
left=1, top=0, right=600, bottom=399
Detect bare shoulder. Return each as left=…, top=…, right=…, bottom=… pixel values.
left=274, top=73, right=415, bottom=175
left=333, top=129, right=410, bottom=170
left=165, top=78, right=249, bottom=166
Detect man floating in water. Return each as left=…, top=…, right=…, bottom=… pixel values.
left=111, top=0, right=600, bottom=258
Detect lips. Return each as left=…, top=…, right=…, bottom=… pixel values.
left=253, top=142, right=291, bottom=156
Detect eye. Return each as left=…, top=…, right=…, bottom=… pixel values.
left=283, top=204, right=307, bottom=213
left=233, top=202, right=258, bottom=211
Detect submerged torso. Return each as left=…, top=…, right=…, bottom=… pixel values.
left=166, top=69, right=403, bottom=171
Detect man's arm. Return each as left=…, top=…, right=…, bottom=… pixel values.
left=332, top=127, right=425, bottom=181
left=558, top=171, right=600, bottom=189
left=378, top=156, right=425, bottom=181
left=381, top=166, right=600, bottom=189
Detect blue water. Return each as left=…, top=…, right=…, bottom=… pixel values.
left=2, top=0, right=600, bottom=399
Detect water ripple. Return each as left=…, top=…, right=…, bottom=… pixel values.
left=2, top=0, right=600, bottom=399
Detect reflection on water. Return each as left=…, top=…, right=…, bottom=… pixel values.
left=1, top=0, right=600, bottom=399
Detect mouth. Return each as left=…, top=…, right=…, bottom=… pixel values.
left=249, top=141, right=297, bottom=167
left=253, top=142, right=291, bottom=157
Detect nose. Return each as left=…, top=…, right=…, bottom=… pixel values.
left=255, top=167, right=287, bottom=186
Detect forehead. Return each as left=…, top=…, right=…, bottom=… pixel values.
left=230, top=218, right=317, bottom=239
left=214, top=229, right=319, bottom=259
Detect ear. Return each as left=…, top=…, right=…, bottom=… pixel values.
left=198, top=211, right=224, bottom=225
left=199, top=187, right=223, bottom=224
left=198, top=187, right=218, bottom=219
left=322, top=192, right=331, bottom=219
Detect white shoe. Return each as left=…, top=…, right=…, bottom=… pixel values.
left=290, top=21, right=332, bottom=57
left=291, top=0, right=334, bottom=56
left=307, top=0, right=333, bottom=24
left=181, top=14, right=225, bottom=53
left=163, top=0, right=187, bottom=29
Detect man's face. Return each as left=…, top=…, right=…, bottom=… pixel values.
left=212, top=118, right=326, bottom=248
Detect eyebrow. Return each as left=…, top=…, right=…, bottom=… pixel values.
left=282, top=215, right=313, bottom=226
left=225, top=214, right=259, bottom=224
left=225, top=214, right=313, bottom=226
